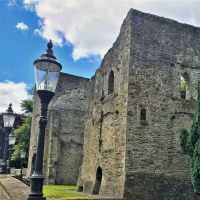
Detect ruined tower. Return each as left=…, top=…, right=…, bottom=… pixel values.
left=27, top=8, right=200, bottom=199
left=27, top=73, right=90, bottom=185
left=77, top=9, right=200, bottom=199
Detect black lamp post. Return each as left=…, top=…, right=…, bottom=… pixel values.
left=2, top=103, right=16, bottom=173
left=27, top=40, right=62, bottom=200
left=20, top=149, right=26, bottom=179
left=7, top=131, right=16, bottom=173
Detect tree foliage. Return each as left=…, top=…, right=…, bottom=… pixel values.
left=180, top=82, right=200, bottom=192
left=12, top=87, right=34, bottom=164
left=12, top=116, right=32, bottom=160
left=20, top=99, right=33, bottom=114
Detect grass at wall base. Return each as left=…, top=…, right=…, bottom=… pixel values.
left=43, top=185, right=92, bottom=199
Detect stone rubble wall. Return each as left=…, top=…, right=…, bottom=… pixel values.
left=124, top=9, right=200, bottom=199
left=27, top=8, right=200, bottom=200
left=27, top=73, right=90, bottom=185
left=26, top=89, right=40, bottom=179
left=77, top=12, right=132, bottom=198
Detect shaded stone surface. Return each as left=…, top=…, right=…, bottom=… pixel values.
left=124, top=173, right=200, bottom=200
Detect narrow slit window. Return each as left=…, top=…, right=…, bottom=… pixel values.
left=108, top=70, right=114, bottom=95
left=140, top=108, right=147, bottom=124
left=181, top=73, right=190, bottom=99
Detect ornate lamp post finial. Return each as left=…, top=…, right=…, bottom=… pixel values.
left=47, top=39, right=53, bottom=49
left=7, top=103, right=13, bottom=113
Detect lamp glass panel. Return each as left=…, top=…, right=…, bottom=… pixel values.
left=34, top=61, right=60, bottom=92
left=3, top=114, right=15, bottom=128
left=20, top=150, right=26, bottom=158
left=9, top=135, right=16, bottom=145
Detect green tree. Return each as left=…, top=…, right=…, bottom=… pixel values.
left=12, top=89, right=34, bottom=163
left=20, top=99, right=33, bottom=114
left=180, top=82, right=200, bottom=192
left=12, top=116, right=32, bottom=161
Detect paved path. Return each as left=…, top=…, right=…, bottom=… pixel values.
left=0, top=183, right=9, bottom=199
left=0, top=174, right=29, bottom=200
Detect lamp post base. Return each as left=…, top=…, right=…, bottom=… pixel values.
left=7, top=167, right=10, bottom=174
left=27, top=173, right=46, bottom=200
left=1, top=163, right=7, bottom=173
left=27, top=197, right=46, bottom=200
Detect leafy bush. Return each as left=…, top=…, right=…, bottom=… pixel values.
left=179, top=82, right=200, bottom=192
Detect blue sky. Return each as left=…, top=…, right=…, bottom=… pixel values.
left=0, top=0, right=200, bottom=112
left=0, top=0, right=100, bottom=85
left=0, top=0, right=102, bottom=112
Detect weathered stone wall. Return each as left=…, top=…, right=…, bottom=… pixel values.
left=45, top=73, right=90, bottom=185
left=28, top=8, right=200, bottom=199
left=124, top=9, right=200, bottom=199
left=77, top=14, right=132, bottom=198
left=27, top=88, right=44, bottom=178
left=27, top=73, right=90, bottom=185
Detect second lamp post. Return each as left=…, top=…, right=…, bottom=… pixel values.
left=7, top=131, right=16, bottom=173
left=27, top=40, right=62, bottom=200
left=2, top=103, right=16, bottom=173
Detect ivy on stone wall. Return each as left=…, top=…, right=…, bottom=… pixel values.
left=180, top=82, right=200, bottom=192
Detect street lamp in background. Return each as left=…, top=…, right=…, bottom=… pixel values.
left=7, top=131, right=16, bottom=173
left=27, top=40, right=62, bottom=200
left=2, top=103, right=16, bottom=173
left=20, top=149, right=26, bottom=179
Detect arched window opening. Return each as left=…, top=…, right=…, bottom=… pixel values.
left=140, top=108, right=147, bottom=125
left=181, top=73, right=190, bottom=99
left=108, top=70, right=114, bottom=95
left=92, top=167, right=102, bottom=195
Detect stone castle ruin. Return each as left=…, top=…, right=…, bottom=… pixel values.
left=28, top=9, right=200, bottom=199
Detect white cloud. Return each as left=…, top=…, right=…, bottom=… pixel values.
left=33, top=28, right=42, bottom=36
left=16, top=22, right=29, bottom=31
left=0, top=81, right=28, bottom=113
left=23, top=0, right=38, bottom=9
left=23, top=0, right=200, bottom=60
left=8, top=0, right=17, bottom=7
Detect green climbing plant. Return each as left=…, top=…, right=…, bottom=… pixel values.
left=180, top=82, right=200, bottom=192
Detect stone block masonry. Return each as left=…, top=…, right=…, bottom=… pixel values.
left=28, top=8, right=200, bottom=200
left=27, top=73, right=90, bottom=185
left=78, top=9, right=200, bottom=200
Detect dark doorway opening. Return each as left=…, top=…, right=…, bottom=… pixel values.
left=92, top=167, right=102, bottom=195
left=78, top=186, right=83, bottom=192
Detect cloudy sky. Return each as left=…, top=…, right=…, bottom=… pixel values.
left=0, top=0, right=199, bottom=112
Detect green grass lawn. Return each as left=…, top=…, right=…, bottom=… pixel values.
left=43, top=185, right=92, bottom=199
